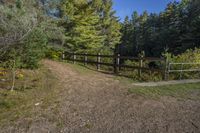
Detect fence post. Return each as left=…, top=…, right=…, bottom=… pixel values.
left=73, top=52, right=76, bottom=64
left=62, top=52, right=65, bottom=60
left=164, top=56, right=169, bottom=80
left=117, top=54, right=120, bottom=73
left=179, top=63, right=184, bottom=80
left=97, top=53, right=101, bottom=71
left=113, top=53, right=119, bottom=74
left=84, top=53, right=87, bottom=66
left=113, top=54, right=117, bottom=74
left=138, top=57, right=143, bottom=78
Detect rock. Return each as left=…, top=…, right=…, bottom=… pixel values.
left=35, top=103, right=40, bottom=106
left=1, top=79, right=6, bottom=82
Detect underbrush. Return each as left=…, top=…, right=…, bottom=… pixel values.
left=165, top=48, right=200, bottom=80
left=0, top=66, right=59, bottom=126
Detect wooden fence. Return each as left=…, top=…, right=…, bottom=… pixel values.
left=167, top=62, right=200, bottom=80
left=62, top=52, right=167, bottom=80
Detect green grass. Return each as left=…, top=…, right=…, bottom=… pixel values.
left=62, top=60, right=95, bottom=75
left=0, top=66, right=61, bottom=126
left=129, top=83, right=200, bottom=100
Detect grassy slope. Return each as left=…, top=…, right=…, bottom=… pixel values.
left=64, top=62, right=200, bottom=100
left=0, top=66, right=60, bottom=126
left=0, top=61, right=200, bottom=127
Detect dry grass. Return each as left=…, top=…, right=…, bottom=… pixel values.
left=0, top=66, right=60, bottom=126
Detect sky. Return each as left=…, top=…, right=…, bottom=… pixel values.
left=113, top=0, right=180, bottom=21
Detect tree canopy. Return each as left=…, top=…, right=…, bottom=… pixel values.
left=61, top=0, right=121, bottom=53
left=1, top=0, right=200, bottom=69
left=119, top=0, right=200, bottom=57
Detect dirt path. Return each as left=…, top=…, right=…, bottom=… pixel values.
left=133, top=79, right=200, bottom=87
left=1, top=60, right=200, bottom=133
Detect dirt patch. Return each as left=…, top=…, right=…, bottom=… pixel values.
left=1, top=60, right=200, bottom=133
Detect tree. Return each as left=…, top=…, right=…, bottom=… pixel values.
left=119, top=0, right=200, bottom=57
left=100, top=0, right=121, bottom=52
left=61, top=0, right=121, bottom=53
left=62, top=0, right=105, bottom=53
left=120, top=16, right=132, bottom=55
left=0, top=0, right=65, bottom=69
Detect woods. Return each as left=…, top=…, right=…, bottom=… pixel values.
left=119, top=0, right=200, bottom=57
left=0, top=0, right=200, bottom=72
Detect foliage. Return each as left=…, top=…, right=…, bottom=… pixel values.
left=21, top=27, right=48, bottom=69
left=0, top=67, right=60, bottom=125
left=124, top=60, right=138, bottom=66
left=15, top=0, right=22, bottom=9
left=45, top=47, right=63, bottom=60
left=0, top=0, right=65, bottom=69
left=172, top=48, right=200, bottom=63
left=61, top=0, right=121, bottom=53
left=164, top=48, right=200, bottom=79
left=120, top=0, right=200, bottom=57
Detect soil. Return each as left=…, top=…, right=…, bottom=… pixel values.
left=1, top=60, right=200, bottom=133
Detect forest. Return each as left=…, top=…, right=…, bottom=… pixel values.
left=1, top=0, right=200, bottom=132
left=120, top=0, right=200, bottom=57
left=0, top=0, right=200, bottom=68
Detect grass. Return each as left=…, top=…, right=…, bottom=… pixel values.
left=62, top=60, right=95, bottom=75
left=0, top=66, right=61, bottom=126
left=61, top=60, right=200, bottom=101
left=129, top=83, right=200, bottom=100
left=62, top=61, right=200, bottom=101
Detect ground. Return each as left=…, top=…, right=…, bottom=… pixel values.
left=0, top=60, right=200, bottom=133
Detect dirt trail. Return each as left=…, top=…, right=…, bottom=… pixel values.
left=1, top=60, right=200, bottom=133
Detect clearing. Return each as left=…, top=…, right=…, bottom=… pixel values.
left=0, top=60, right=200, bottom=133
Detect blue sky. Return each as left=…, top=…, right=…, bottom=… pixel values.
left=113, top=0, right=180, bottom=21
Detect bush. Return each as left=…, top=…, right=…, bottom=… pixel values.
left=164, top=48, right=200, bottom=79
left=0, top=1, right=65, bottom=69
left=21, top=28, right=48, bottom=69
left=45, top=47, right=63, bottom=60
left=124, top=60, right=138, bottom=66
left=0, top=27, right=48, bottom=69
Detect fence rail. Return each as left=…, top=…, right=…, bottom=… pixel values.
left=167, top=62, right=200, bottom=79
left=63, top=52, right=167, bottom=79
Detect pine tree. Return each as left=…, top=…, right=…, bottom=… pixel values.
left=101, top=0, right=121, bottom=52
left=62, top=0, right=105, bottom=53
left=119, top=0, right=200, bottom=57
left=61, top=0, right=121, bottom=53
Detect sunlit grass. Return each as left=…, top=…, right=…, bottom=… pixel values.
left=129, top=83, right=200, bottom=100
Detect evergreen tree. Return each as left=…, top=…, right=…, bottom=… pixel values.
left=62, top=0, right=104, bottom=52
left=101, top=0, right=121, bottom=52
left=120, top=16, right=132, bottom=55
left=61, top=0, right=121, bottom=53
left=119, top=0, right=200, bottom=57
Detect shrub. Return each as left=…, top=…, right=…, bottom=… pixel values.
left=164, top=48, right=200, bottom=79
left=21, top=28, right=48, bottom=69
left=124, top=60, right=138, bottom=66
left=45, top=47, right=63, bottom=60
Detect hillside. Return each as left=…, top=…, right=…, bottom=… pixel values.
left=0, top=60, right=200, bottom=132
